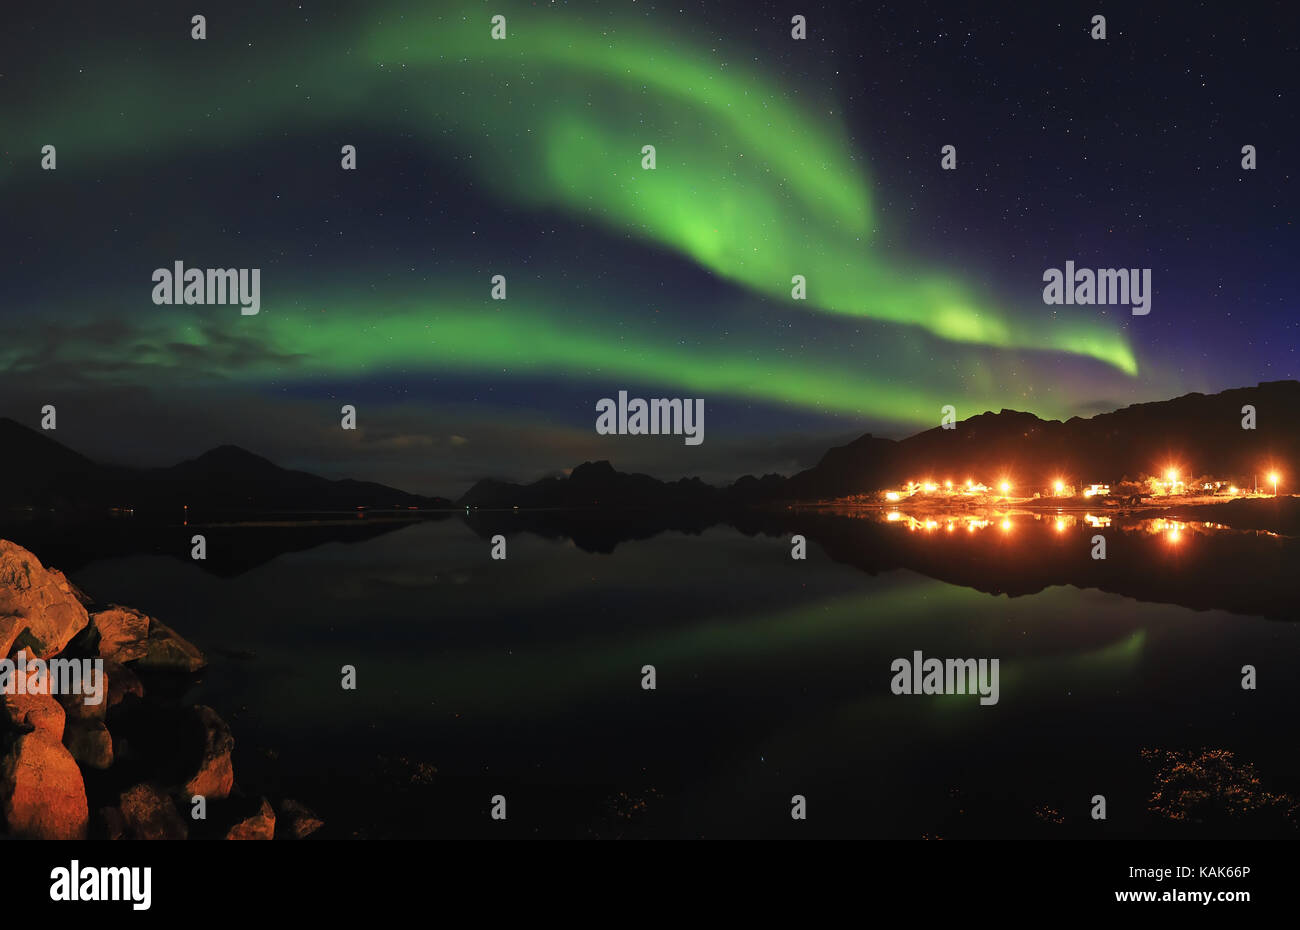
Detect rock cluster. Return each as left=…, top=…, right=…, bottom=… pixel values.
left=0, top=540, right=321, bottom=840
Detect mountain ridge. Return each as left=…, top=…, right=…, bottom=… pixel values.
left=458, top=380, right=1300, bottom=506
left=3, top=380, right=1296, bottom=512
left=0, top=420, right=452, bottom=513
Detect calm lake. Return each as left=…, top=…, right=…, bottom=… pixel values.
left=18, top=509, right=1299, bottom=839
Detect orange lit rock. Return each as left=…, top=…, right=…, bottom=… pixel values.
left=225, top=798, right=275, bottom=840
left=0, top=541, right=90, bottom=659
left=0, top=729, right=88, bottom=839
left=134, top=618, right=206, bottom=673
left=182, top=705, right=234, bottom=800
left=51, top=668, right=113, bottom=768
left=277, top=798, right=324, bottom=839
left=89, top=605, right=150, bottom=663
left=118, top=783, right=187, bottom=840
left=1, top=686, right=65, bottom=741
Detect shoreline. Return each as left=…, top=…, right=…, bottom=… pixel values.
left=778, top=493, right=1300, bottom=532
left=0, top=539, right=323, bottom=840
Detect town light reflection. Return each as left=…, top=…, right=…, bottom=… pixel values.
left=866, top=510, right=1242, bottom=541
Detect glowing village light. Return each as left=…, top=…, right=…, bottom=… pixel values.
left=1053, top=480, right=1064, bottom=496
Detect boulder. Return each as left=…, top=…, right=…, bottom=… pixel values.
left=134, top=618, right=206, bottom=673
left=182, top=705, right=234, bottom=800
left=225, top=797, right=275, bottom=840
left=0, top=730, right=88, bottom=839
left=0, top=541, right=90, bottom=659
left=118, top=783, right=187, bottom=840
left=104, top=660, right=145, bottom=708
left=0, top=684, right=65, bottom=741
left=56, top=675, right=106, bottom=724
left=89, top=605, right=150, bottom=663
left=64, top=719, right=114, bottom=770
left=51, top=667, right=112, bottom=767
left=65, top=579, right=95, bottom=608
left=276, top=798, right=324, bottom=839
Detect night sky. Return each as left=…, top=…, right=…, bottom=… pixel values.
left=2, top=1, right=1295, bottom=496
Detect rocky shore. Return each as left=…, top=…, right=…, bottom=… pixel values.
left=0, top=539, right=321, bottom=840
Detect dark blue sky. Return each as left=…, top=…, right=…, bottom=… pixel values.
left=1, top=1, right=1295, bottom=495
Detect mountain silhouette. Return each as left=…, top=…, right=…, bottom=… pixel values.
left=4, top=380, right=1297, bottom=515
left=458, top=380, right=1300, bottom=507
left=0, top=419, right=451, bottom=514
left=459, top=460, right=723, bottom=509
left=782, top=379, right=1299, bottom=499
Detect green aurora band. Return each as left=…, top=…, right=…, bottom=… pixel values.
left=5, top=4, right=1139, bottom=420
left=9, top=290, right=1056, bottom=424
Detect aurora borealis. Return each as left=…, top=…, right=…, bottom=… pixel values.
left=2, top=1, right=1294, bottom=494
left=2, top=0, right=1300, bottom=864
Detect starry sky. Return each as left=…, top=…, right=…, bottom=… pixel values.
left=1, top=1, right=1295, bottom=496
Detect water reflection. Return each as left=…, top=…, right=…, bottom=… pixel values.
left=768, top=507, right=1297, bottom=621
left=5, top=510, right=1296, bottom=839
left=861, top=506, right=1266, bottom=545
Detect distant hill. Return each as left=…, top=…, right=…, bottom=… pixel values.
left=0, top=417, right=108, bottom=500
left=0, top=419, right=452, bottom=514
left=459, top=381, right=1300, bottom=507
left=782, top=379, right=1300, bottom=499
left=459, top=460, right=724, bottom=509
left=6, top=380, right=1296, bottom=514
